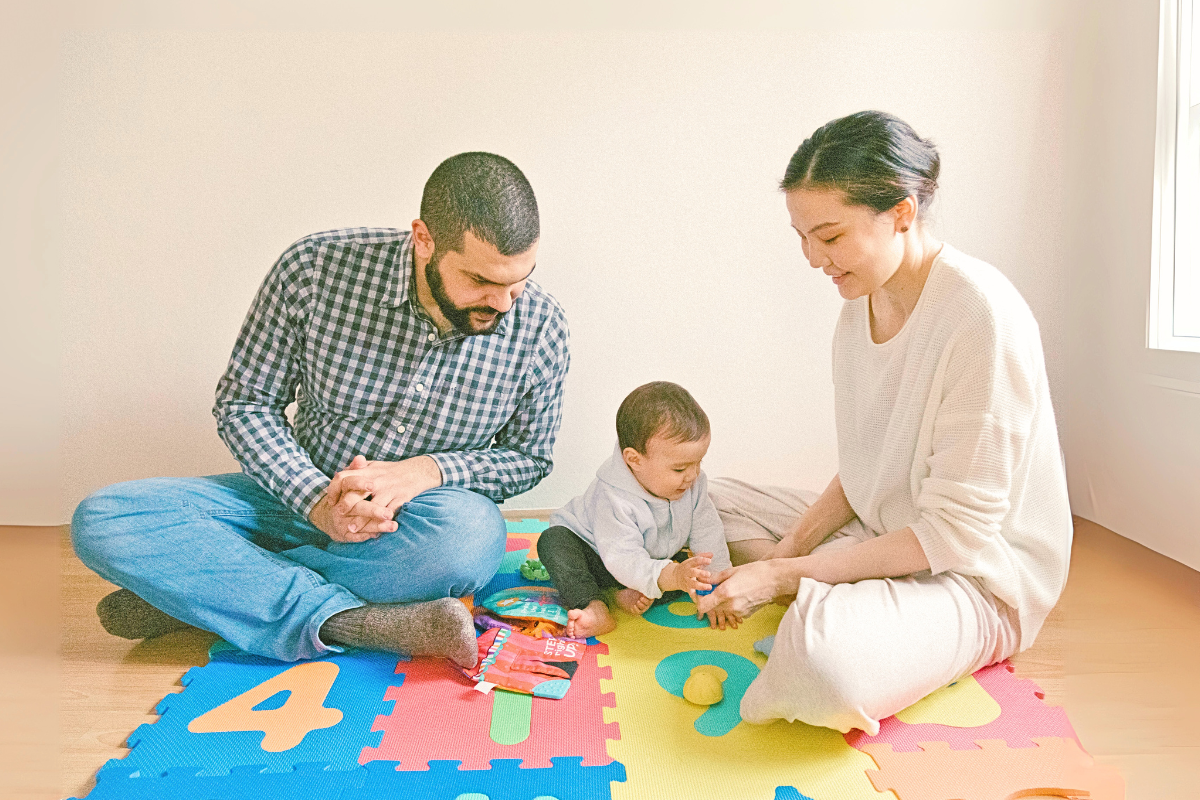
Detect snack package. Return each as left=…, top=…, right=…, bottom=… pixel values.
left=472, top=610, right=515, bottom=632
left=480, top=586, right=568, bottom=626
left=464, top=627, right=586, bottom=699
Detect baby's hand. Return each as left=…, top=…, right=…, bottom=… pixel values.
left=659, top=553, right=713, bottom=594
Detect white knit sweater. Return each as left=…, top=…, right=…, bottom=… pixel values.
left=833, top=244, right=1072, bottom=650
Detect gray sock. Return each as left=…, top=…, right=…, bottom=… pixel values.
left=320, top=598, right=478, bottom=668
left=96, top=588, right=194, bottom=640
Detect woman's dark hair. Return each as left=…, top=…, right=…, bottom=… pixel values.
left=420, top=152, right=540, bottom=256
left=616, top=381, right=710, bottom=454
left=781, top=111, right=940, bottom=218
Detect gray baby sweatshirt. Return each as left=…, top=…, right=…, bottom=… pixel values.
left=550, top=443, right=732, bottom=599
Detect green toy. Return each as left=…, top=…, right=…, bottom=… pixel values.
left=519, top=558, right=550, bottom=581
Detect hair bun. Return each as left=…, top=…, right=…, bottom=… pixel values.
left=782, top=111, right=941, bottom=219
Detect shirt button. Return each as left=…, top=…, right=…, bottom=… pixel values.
left=427, top=332, right=437, bottom=342
left=395, top=423, right=406, bottom=433
left=415, top=383, right=424, bottom=393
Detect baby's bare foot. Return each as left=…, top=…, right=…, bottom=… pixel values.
left=614, top=588, right=652, bottom=616
left=566, top=600, right=616, bottom=638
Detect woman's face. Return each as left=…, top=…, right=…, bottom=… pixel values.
left=785, top=188, right=906, bottom=300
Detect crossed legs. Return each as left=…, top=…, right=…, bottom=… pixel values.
left=71, top=474, right=506, bottom=664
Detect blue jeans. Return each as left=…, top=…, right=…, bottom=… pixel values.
left=70, top=473, right=507, bottom=661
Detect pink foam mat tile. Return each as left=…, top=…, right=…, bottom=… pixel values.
left=845, top=660, right=1079, bottom=753
left=359, top=642, right=618, bottom=770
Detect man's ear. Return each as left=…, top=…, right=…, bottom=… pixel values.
left=411, top=219, right=436, bottom=262
left=622, top=447, right=642, bottom=470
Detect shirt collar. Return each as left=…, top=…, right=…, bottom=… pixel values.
left=383, top=234, right=415, bottom=309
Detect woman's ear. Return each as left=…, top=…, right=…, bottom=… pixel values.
left=893, top=195, right=918, bottom=233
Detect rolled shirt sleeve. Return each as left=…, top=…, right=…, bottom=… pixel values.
left=213, top=238, right=332, bottom=518
left=213, top=228, right=571, bottom=517
left=428, top=307, right=570, bottom=502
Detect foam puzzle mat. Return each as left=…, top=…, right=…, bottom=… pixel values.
left=74, top=521, right=1124, bottom=800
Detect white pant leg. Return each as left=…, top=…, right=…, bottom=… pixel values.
left=708, top=477, right=869, bottom=544
left=741, top=563, right=1020, bottom=734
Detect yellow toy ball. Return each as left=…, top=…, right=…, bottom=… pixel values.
left=682, top=669, right=725, bottom=706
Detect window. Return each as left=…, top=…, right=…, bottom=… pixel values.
left=1151, top=0, right=1200, bottom=352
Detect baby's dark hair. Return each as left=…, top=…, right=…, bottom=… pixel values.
left=616, top=381, right=710, bottom=454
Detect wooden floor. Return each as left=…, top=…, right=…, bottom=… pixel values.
left=0, top=517, right=1196, bottom=799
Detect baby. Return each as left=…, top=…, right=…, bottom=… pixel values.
left=538, top=381, right=736, bottom=638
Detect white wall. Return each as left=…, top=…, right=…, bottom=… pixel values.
left=1, top=6, right=60, bottom=527
left=7, top=3, right=1193, bottom=574
left=44, top=26, right=1072, bottom=526
left=1062, top=0, right=1200, bottom=571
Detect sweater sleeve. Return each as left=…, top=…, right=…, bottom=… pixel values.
left=591, top=497, right=672, bottom=600
left=686, top=473, right=733, bottom=573
left=908, top=315, right=1039, bottom=577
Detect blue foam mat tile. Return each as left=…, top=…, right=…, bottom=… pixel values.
left=73, top=762, right=366, bottom=800
left=339, top=757, right=627, bottom=800
left=73, top=758, right=628, bottom=800
left=98, top=648, right=402, bottom=778
left=773, top=788, right=816, bottom=800
left=496, top=547, right=532, bottom=574
left=479, top=569, right=543, bottom=595
left=504, top=518, right=550, bottom=534
left=78, top=759, right=626, bottom=800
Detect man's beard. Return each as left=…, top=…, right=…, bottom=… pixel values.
left=425, top=251, right=506, bottom=336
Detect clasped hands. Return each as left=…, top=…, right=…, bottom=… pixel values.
left=308, top=454, right=442, bottom=543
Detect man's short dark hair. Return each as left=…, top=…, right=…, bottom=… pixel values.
left=420, top=152, right=540, bottom=256
left=616, top=382, right=711, bottom=454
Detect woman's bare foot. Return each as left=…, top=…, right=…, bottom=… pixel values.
left=566, top=600, right=616, bottom=638
left=614, top=588, right=653, bottom=616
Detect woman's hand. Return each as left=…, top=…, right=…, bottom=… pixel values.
left=698, top=530, right=932, bottom=619
left=695, top=559, right=802, bottom=620
left=703, top=607, right=743, bottom=630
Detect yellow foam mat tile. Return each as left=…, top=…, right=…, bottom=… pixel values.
left=597, top=603, right=882, bottom=800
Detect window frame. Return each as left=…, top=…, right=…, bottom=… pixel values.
left=1150, top=0, right=1200, bottom=353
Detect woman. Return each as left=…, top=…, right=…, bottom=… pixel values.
left=697, top=111, right=1072, bottom=735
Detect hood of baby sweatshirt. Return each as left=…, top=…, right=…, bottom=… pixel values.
left=595, top=442, right=678, bottom=532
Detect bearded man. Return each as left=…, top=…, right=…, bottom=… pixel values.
left=72, top=153, right=569, bottom=667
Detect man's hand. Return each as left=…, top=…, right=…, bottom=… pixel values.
left=308, top=485, right=396, bottom=543
left=326, top=454, right=444, bottom=517
left=308, top=453, right=442, bottom=544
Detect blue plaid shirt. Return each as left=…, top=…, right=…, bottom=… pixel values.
left=213, top=227, right=570, bottom=518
